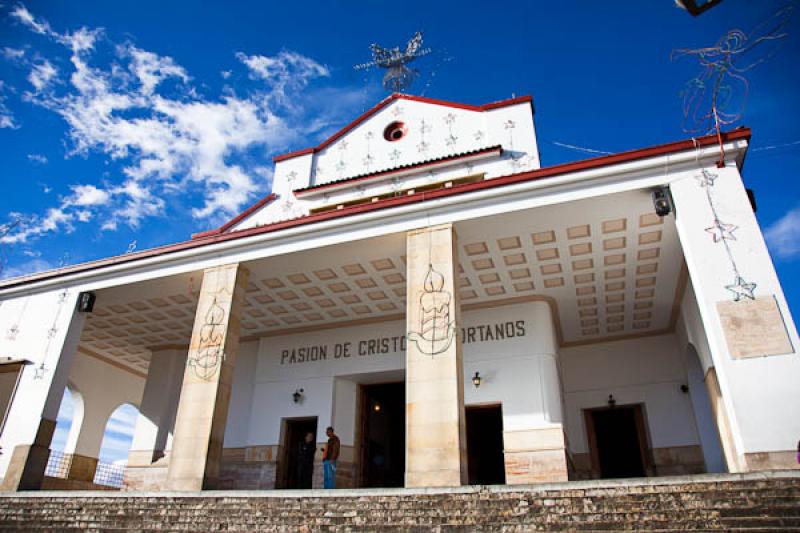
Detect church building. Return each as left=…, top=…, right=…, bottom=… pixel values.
left=0, top=93, right=797, bottom=492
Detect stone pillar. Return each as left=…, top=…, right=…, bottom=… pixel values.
left=128, top=349, right=187, bottom=466
left=165, top=264, right=248, bottom=491
left=704, top=367, right=742, bottom=473
left=0, top=290, right=85, bottom=491
left=405, top=223, right=467, bottom=488
left=61, top=399, right=109, bottom=483
left=671, top=162, right=800, bottom=471
left=502, top=302, right=569, bottom=484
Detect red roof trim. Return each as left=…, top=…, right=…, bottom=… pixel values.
left=191, top=192, right=277, bottom=239
left=271, top=94, right=533, bottom=163
left=294, top=145, right=503, bottom=196
left=0, top=128, right=750, bottom=290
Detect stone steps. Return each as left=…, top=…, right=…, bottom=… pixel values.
left=1, top=471, right=798, bottom=532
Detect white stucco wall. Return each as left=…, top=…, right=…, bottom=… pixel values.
left=232, top=302, right=556, bottom=448
left=560, top=333, right=700, bottom=454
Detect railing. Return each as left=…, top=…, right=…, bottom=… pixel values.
left=44, top=450, right=70, bottom=479
left=93, top=460, right=125, bottom=488
left=45, top=450, right=126, bottom=488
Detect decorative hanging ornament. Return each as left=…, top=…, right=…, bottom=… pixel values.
left=695, top=169, right=718, bottom=188
left=705, top=220, right=738, bottom=242
left=726, top=276, right=757, bottom=302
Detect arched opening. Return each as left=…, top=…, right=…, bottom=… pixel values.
left=45, top=385, right=84, bottom=480
left=685, top=344, right=726, bottom=473
left=93, top=403, right=140, bottom=487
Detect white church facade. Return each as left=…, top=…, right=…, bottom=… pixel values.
left=0, top=93, right=797, bottom=492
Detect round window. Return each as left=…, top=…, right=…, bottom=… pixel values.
left=383, top=121, right=407, bottom=142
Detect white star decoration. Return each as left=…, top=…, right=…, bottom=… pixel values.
left=33, top=364, right=48, bottom=380
left=286, top=171, right=298, bottom=183
left=389, top=149, right=401, bottom=161
left=443, top=113, right=456, bottom=125
left=705, top=220, right=738, bottom=242
left=695, top=169, right=718, bottom=187
left=473, top=130, right=485, bottom=141
left=726, top=276, right=757, bottom=301
left=504, top=120, right=516, bottom=130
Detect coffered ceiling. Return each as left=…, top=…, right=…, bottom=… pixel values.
left=78, top=189, right=684, bottom=376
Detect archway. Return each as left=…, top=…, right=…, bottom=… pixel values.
left=93, top=403, right=140, bottom=487
left=45, top=385, right=84, bottom=479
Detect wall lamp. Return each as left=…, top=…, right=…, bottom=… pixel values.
left=292, top=388, right=304, bottom=404
left=472, top=371, right=482, bottom=388
left=607, top=394, right=616, bottom=408
left=652, top=187, right=673, bottom=217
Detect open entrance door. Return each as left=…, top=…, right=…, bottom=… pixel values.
left=466, top=404, right=506, bottom=485
left=278, top=417, right=318, bottom=489
left=585, top=405, right=650, bottom=479
left=360, top=382, right=404, bottom=487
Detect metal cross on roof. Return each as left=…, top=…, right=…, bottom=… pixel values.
left=354, top=31, right=432, bottom=92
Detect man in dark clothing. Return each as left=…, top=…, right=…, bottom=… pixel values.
left=322, top=426, right=340, bottom=489
left=297, top=431, right=316, bottom=489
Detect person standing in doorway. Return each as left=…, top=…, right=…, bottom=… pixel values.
left=297, top=431, right=316, bottom=489
left=322, top=426, right=340, bottom=489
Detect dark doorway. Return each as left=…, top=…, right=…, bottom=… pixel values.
left=586, top=405, right=649, bottom=479
left=466, top=405, right=506, bottom=485
left=279, top=417, right=318, bottom=489
left=360, top=382, right=405, bottom=487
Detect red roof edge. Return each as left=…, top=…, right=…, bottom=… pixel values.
left=271, top=93, right=533, bottom=164
left=191, top=192, right=278, bottom=239
left=0, top=128, right=750, bottom=291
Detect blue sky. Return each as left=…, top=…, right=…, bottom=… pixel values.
left=2, top=2, right=800, bottom=462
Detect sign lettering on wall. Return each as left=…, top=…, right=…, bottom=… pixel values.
left=280, top=319, right=526, bottom=365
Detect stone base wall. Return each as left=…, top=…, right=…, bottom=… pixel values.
left=503, top=427, right=569, bottom=484
left=41, top=476, right=117, bottom=491
left=652, top=445, right=705, bottom=476
left=570, top=445, right=706, bottom=480
left=123, top=452, right=170, bottom=491
left=744, top=450, right=800, bottom=471
left=219, top=446, right=278, bottom=490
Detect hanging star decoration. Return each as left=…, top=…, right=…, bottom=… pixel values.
left=726, top=276, right=757, bottom=302
left=705, top=220, right=737, bottom=242
left=695, top=169, right=718, bottom=187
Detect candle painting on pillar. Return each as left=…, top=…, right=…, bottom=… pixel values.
left=407, top=263, right=456, bottom=357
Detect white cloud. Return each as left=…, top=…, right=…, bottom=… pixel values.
left=2, top=47, right=25, bottom=61
left=27, top=153, right=48, bottom=164
left=765, top=206, right=800, bottom=260
left=1, top=4, right=363, bottom=246
left=10, top=4, right=52, bottom=35
left=70, top=184, right=110, bottom=206
left=0, top=81, right=18, bottom=129
left=27, top=58, right=58, bottom=91
left=123, top=44, right=189, bottom=95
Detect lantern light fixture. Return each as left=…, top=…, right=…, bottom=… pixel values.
left=607, top=394, right=616, bottom=408
left=472, top=371, right=482, bottom=388
left=292, top=388, right=304, bottom=404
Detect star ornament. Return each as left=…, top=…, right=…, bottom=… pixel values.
left=705, top=220, right=738, bottom=242
left=726, top=276, right=757, bottom=302
left=695, top=169, right=718, bottom=188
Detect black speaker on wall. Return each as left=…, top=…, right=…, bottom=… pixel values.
left=77, top=291, right=96, bottom=313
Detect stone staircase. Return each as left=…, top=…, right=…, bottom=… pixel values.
left=0, top=471, right=798, bottom=532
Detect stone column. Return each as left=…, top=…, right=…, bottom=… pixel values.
left=704, top=367, right=742, bottom=473
left=405, top=223, right=467, bottom=488
left=128, top=349, right=187, bottom=465
left=0, top=290, right=85, bottom=491
left=502, top=302, right=569, bottom=484
left=165, top=264, right=249, bottom=491
left=671, top=162, right=800, bottom=471
left=62, top=400, right=109, bottom=483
